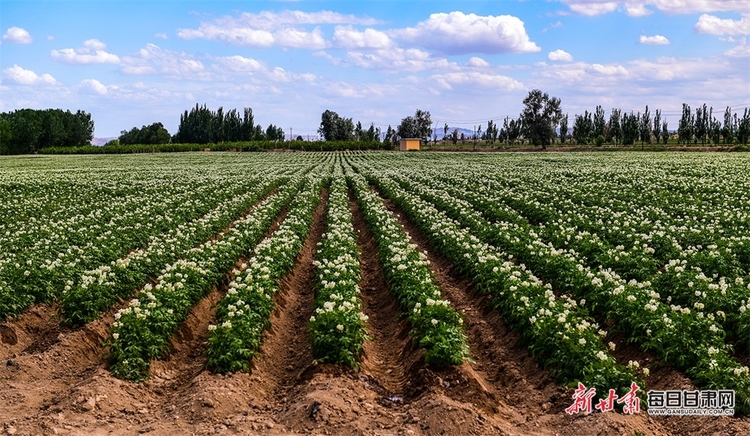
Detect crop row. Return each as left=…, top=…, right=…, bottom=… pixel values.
left=205, top=171, right=326, bottom=373
left=348, top=154, right=750, bottom=412
left=346, top=166, right=469, bottom=367
left=348, top=160, right=638, bottom=398
left=309, top=168, right=369, bottom=368
left=107, top=173, right=309, bottom=381
left=59, top=175, right=286, bottom=327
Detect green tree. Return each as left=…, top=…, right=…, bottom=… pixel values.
left=622, top=112, right=639, bottom=146
left=593, top=105, right=606, bottom=140
left=397, top=109, right=432, bottom=143
left=639, top=105, right=651, bottom=145
left=318, top=110, right=354, bottom=141
left=519, top=89, right=562, bottom=149
left=119, top=122, right=170, bottom=145
left=695, top=103, right=709, bottom=145
left=653, top=109, right=662, bottom=145
left=559, top=114, right=568, bottom=144
left=723, top=107, right=734, bottom=144
left=608, top=108, right=622, bottom=145
left=678, top=104, right=693, bottom=145
left=572, top=111, right=592, bottom=145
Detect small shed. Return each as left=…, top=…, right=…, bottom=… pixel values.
left=399, top=138, right=420, bottom=151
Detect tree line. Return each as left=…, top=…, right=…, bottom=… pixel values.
left=0, top=109, right=94, bottom=154
left=171, top=104, right=284, bottom=144
left=481, top=90, right=750, bottom=149
left=4, top=95, right=750, bottom=155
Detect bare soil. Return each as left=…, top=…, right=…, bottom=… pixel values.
left=1, top=185, right=750, bottom=435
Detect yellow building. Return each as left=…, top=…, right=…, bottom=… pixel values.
left=399, top=138, right=420, bottom=151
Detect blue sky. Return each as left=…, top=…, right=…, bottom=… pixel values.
left=1, top=0, right=749, bottom=139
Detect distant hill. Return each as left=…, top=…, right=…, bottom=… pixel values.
left=431, top=127, right=474, bottom=140
left=91, top=137, right=115, bottom=146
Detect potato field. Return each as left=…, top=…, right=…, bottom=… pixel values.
left=2, top=151, right=750, bottom=435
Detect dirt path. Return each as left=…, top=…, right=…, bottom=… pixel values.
left=350, top=190, right=420, bottom=399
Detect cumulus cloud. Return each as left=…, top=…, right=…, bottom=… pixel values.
left=589, top=63, right=629, bottom=75
left=154, top=33, right=168, bottom=39
left=121, top=44, right=208, bottom=79
left=214, top=55, right=265, bottom=72
left=2, top=64, right=58, bottom=85
left=542, top=21, right=564, bottom=33
left=274, top=27, right=326, bottom=49
left=177, top=9, right=380, bottom=48
left=344, top=47, right=456, bottom=72
left=51, top=39, right=120, bottom=64
left=725, top=38, right=750, bottom=56
left=3, top=27, right=32, bottom=44
left=625, top=3, right=652, bottom=16
left=80, top=78, right=109, bottom=95
left=559, top=1, right=750, bottom=16
left=467, top=57, right=490, bottom=67
left=566, top=1, right=618, bottom=16
left=639, top=34, right=670, bottom=45
left=695, top=14, right=750, bottom=35
left=395, top=11, right=540, bottom=54
left=548, top=49, right=574, bottom=62
left=332, top=26, right=391, bottom=49
left=213, top=55, right=315, bottom=83
left=178, top=23, right=324, bottom=49
left=431, top=71, right=524, bottom=91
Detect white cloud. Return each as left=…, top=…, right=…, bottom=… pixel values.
left=396, top=11, right=541, bottom=54
left=332, top=26, right=392, bottom=49
left=431, top=71, right=524, bottom=91
left=155, top=33, right=168, bottom=39
left=542, top=21, right=564, bottom=33
left=121, top=44, right=208, bottom=79
left=214, top=55, right=265, bottom=73
left=212, top=55, right=316, bottom=84
left=467, top=57, right=490, bottom=67
left=2, top=64, right=58, bottom=85
left=548, top=49, right=574, bottom=62
left=233, top=10, right=382, bottom=28
left=560, top=1, right=750, bottom=16
left=695, top=14, right=750, bottom=35
left=177, top=9, right=381, bottom=48
left=344, top=47, right=455, bottom=72
left=3, top=27, right=32, bottom=44
left=274, top=27, right=326, bottom=49
left=51, top=39, right=120, bottom=64
left=639, top=34, right=670, bottom=45
left=178, top=23, right=324, bottom=49
left=589, top=63, right=629, bottom=75
left=179, top=26, right=275, bottom=47
left=625, top=3, right=652, bottom=16
left=725, top=38, right=750, bottom=56
left=567, top=1, right=618, bottom=16
left=80, top=78, right=109, bottom=95
left=83, top=39, right=106, bottom=50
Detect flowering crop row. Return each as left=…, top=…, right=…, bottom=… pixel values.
left=0, top=179, right=238, bottom=320
left=352, top=154, right=750, bottom=413
left=346, top=166, right=469, bottom=368
left=309, top=169, right=368, bottom=368
left=107, top=175, right=308, bottom=381
left=401, top=165, right=750, bottom=352
left=58, top=175, right=285, bottom=327
left=205, top=171, right=326, bottom=373
left=349, top=161, right=638, bottom=398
